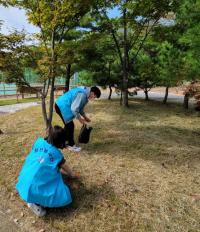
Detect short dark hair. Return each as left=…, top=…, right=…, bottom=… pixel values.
left=91, top=86, right=101, bottom=98
left=46, top=125, right=66, bottom=149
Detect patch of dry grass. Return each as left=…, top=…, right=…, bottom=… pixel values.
left=0, top=99, right=200, bottom=232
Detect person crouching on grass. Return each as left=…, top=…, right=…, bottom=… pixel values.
left=55, top=86, right=101, bottom=153
left=16, top=125, right=78, bottom=217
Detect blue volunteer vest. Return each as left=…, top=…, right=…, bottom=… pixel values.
left=55, top=87, right=88, bottom=123
left=16, top=138, right=72, bottom=207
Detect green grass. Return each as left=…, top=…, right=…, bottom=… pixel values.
left=0, top=99, right=200, bottom=232
left=0, top=97, right=39, bottom=106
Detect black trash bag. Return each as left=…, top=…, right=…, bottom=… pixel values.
left=78, top=125, right=93, bottom=144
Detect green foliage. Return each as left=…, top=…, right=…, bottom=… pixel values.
left=0, top=30, right=35, bottom=85
left=89, top=0, right=180, bottom=105
left=157, top=41, right=184, bottom=86
left=2, top=0, right=199, bottom=104
left=14, top=0, right=93, bottom=30
left=176, top=0, right=200, bottom=80
left=134, top=49, right=159, bottom=90
left=10, top=0, right=96, bottom=127
left=0, top=0, right=12, bottom=6
left=78, top=70, right=94, bottom=86
left=12, top=0, right=95, bottom=81
left=77, top=32, right=121, bottom=88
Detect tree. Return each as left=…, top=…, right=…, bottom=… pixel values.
left=175, top=0, right=200, bottom=108
left=56, top=28, right=85, bottom=92
left=157, top=41, right=184, bottom=104
left=134, top=47, right=159, bottom=100
left=0, top=30, right=33, bottom=85
left=13, top=0, right=94, bottom=128
left=176, top=0, right=200, bottom=78
left=91, top=0, right=177, bottom=107
left=77, top=32, right=121, bottom=99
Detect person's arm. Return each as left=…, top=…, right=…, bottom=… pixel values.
left=71, top=93, right=87, bottom=124
left=72, top=93, right=91, bottom=122
left=80, top=109, right=91, bottom=122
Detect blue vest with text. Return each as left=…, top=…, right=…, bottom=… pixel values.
left=16, top=137, right=72, bottom=207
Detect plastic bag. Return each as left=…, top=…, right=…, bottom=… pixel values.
left=78, top=125, right=93, bottom=144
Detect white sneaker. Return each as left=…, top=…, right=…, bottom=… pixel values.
left=27, top=203, right=46, bottom=217
left=67, top=145, right=81, bottom=152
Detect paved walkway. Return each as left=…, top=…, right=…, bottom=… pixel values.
left=0, top=102, right=39, bottom=114
left=136, top=91, right=184, bottom=102
left=103, top=90, right=195, bottom=106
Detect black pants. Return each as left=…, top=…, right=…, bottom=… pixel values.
left=55, top=103, right=75, bottom=146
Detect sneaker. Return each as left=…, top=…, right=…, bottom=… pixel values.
left=27, top=203, right=46, bottom=217
left=67, top=145, right=81, bottom=152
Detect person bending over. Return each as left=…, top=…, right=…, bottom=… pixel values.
left=55, top=86, right=101, bottom=152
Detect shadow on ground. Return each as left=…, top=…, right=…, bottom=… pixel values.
left=46, top=175, right=114, bottom=220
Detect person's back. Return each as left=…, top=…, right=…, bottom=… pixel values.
left=16, top=137, right=71, bottom=207
left=16, top=126, right=76, bottom=216
left=56, top=87, right=88, bottom=123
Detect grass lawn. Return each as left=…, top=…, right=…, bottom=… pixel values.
left=0, top=98, right=200, bottom=232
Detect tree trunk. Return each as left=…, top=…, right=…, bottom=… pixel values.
left=122, top=4, right=129, bottom=107
left=144, top=89, right=149, bottom=100
left=120, top=90, right=122, bottom=105
left=108, top=85, right=112, bottom=100
left=183, top=93, right=189, bottom=109
left=48, top=30, right=56, bottom=129
left=163, top=86, right=169, bottom=104
left=48, top=76, right=55, bottom=128
left=64, top=64, right=71, bottom=92
left=41, top=96, right=49, bottom=128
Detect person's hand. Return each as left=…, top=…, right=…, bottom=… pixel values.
left=84, top=116, right=91, bottom=123
left=78, top=117, right=86, bottom=125
left=68, top=172, right=81, bottom=180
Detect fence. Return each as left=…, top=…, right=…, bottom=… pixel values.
left=0, top=72, right=80, bottom=97
left=0, top=83, right=17, bottom=96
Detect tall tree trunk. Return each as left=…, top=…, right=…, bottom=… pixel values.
left=183, top=93, right=189, bottom=109
left=41, top=96, right=49, bottom=128
left=163, top=86, right=169, bottom=104
left=64, top=64, right=71, bottom=92
left=120, top=90, right=122, bottom=105
left=47, top=30, right=56, bottom=129
left=122, top=4, right=129, bottom=107
left=144, top=89, right=149, bottom=100
left=108, top=85, right=112, bottom=100
left=49, top=76, right=55, bottom=128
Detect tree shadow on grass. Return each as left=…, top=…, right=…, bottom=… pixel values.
left=46, top=175, right=113, bottom=220
left=85, top=123, right=200, bottom=169
left=83, top=99, right=200, bottom=170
